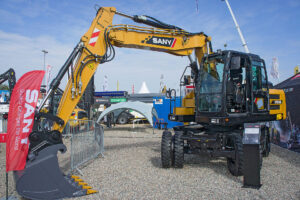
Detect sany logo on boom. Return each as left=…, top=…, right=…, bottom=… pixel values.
left=142, top=36, right=177, bottom=48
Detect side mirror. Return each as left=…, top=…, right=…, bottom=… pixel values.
left=230, top=56, right=241, bottom=70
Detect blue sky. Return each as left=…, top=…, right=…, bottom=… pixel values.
left=0, top=0, right=299, bottom=92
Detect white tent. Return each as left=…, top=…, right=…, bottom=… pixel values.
left=138, top=81, right=150, bottom=93
left=96, top=101, right=158, bottom=126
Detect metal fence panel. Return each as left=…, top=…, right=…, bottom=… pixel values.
left=1, top=117, right=103, bottom=173
left=0, top=117, right=7, bottom=133
left=65, top=120, right=104, bottom=172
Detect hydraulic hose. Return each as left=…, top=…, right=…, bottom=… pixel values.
left=132, top=15, right=183, bottom=31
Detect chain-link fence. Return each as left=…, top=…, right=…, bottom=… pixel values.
left=64, top=120, right=104, bottom=173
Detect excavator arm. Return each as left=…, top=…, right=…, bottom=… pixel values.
left=15, top=7, right=212, bottom=200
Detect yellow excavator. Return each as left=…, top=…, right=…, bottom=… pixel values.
left=12, top=6, right=286, bottom=200
left=14, top=6, right=213, bottom=200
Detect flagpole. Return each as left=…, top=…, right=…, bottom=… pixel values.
left=42, top=50, right=48, bottom=86
left=6, top=172, right=8, bottom=200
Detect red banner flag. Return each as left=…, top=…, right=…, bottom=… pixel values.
left=6, top=70, right=45, bottom=171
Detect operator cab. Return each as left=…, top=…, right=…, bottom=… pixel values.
left=195, top=50, right=272, bottom=126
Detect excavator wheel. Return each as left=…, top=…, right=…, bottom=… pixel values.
left=173, top=131, right=184, bottom=168
left=227, top=134, right=243, bottom=176
left=262, top=128, right=271, bottom=157
left=14, top=144, right=97, bottom=200
left=161, top=130, right=173, bottom=168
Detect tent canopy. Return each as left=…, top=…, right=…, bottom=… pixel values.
left=138, top=81, right=150, bottom=93
left=96, top=101, right=158, bottom=126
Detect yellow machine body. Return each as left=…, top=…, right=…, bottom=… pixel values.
left=269, top=88, right=286, bottom=120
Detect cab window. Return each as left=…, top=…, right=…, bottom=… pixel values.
left=252, top=61, right=267, bottom=91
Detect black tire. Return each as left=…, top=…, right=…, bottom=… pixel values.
left=262, top=129, right=271, bottom=157
left=118, top=116, right=128, bottom=124
left=174, top=131, right=184, bottom=168
left=227, top=133, right=243, bottom=176
left=161, top=131, right=173, bottom=168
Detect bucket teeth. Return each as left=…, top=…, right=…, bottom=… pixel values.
left=69, top=175, right=98, bottom=194
left=71, top=175, right=80, bottom=179
left=87, top=189, right=98, bottom=195
left=82, top=185, right=92, bottom=189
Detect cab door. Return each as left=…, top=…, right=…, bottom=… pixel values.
left=250, top=60, right=269, bottom=114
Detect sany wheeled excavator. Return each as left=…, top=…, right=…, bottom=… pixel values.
left=13, top=6, right=213, bottom=200
left=13, top=6, right=286, bottom=199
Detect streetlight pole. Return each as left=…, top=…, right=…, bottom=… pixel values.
left=42, top=49, right=48, bottom=86
left=222, top=0, right=250, bottom=53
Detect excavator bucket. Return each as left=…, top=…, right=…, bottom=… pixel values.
left=13, top=144, right=97, bottom=200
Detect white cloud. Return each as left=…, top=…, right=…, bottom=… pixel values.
left=0, top=30, right=73, bottom=85
left=0, top=9, right=24, bottom=25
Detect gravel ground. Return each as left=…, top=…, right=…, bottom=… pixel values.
left=1, top=124, right=300, bottom=200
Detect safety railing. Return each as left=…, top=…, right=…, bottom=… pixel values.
left=64, top=119, right=104, bottom=173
